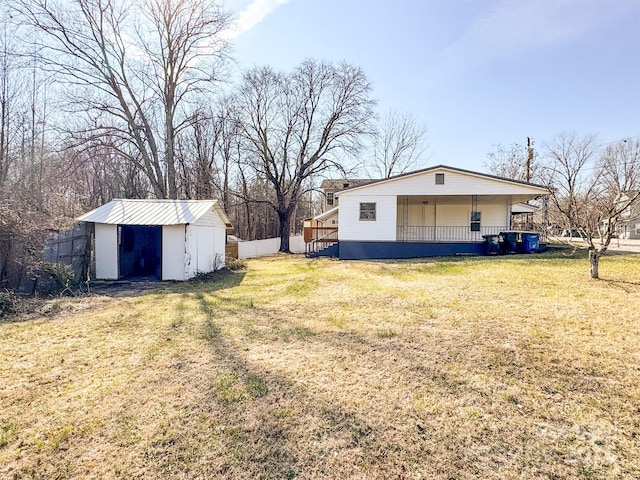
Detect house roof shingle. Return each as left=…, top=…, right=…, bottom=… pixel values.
left=320, top=179, right=375, bottom=191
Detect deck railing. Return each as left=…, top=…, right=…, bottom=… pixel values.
left=303, top=226, right=339, bottom=254
left=396, top=225, right=509, bottom=242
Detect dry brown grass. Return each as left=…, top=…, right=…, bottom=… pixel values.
left=1, top=248, right=639, bottom=479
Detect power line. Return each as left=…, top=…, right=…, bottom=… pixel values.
left=596, top=134, right=640, bottom=149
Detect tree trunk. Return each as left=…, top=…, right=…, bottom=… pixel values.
left=278, top=212, right=291, bottom=253
left=589, top=249, right=600, bottom=279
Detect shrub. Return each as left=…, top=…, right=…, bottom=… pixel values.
left=0, top=290, right=18, bottom=318
left=225, top=257, right=247, bottom=271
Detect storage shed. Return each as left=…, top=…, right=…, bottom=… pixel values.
left=77, top=199, right=232, bottom=281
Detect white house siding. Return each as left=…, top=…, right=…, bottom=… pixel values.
left=481, top=202, right=510, bottom=227
left=349, top=168, right=545, bottom=201
left=404, top=202, right=436, bottom=226
left=95, top=223, right=118, bottom=279
left=162, top=225, right=186, bottom=281
left=434, top=203, right=509, bottom=227
left=399, top=198, right=508, bottom=227
left=338, top=195, right=397, bottom=241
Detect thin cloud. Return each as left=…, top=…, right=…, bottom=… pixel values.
left=437, top=0, right=631, bottom=76
left=223, top=0, right=292, bottom=42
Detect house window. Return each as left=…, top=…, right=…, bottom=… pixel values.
left=326, top=192, right=334, bottom=206
left=359, top=202, right=376, bottom=221
left=470, top=211, right=481, bottom=231
left=435, top=173, right=445, bottom=185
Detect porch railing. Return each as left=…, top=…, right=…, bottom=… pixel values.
left=396, top=225, right=509, bottom=242
left=304, top=226, right=339, bottom=254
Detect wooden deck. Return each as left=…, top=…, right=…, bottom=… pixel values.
left=303, top=226, right=338, bottom=255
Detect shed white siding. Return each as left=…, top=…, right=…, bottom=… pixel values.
left=95, top=223, right=118, bottom=279
left=192, top=209, right=227, bottom=228
left=338, top=195, right=397, bottom=241
left=185, top=225, right=223, bottom=278
left=162, top=225, right=186, bottom=281
left=80, top=199, right=231, bottom=281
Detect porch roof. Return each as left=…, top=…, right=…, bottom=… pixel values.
left=315, top=206, right=339, bottom=222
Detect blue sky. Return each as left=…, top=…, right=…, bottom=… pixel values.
left=224, top=0, right=640, bottom=172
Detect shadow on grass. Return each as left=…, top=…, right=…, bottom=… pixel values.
left=0, top=270, right=247, bottom=326
left=603, top=278, right=640, bottom=293
left=194, top=294, right=386, bottom=478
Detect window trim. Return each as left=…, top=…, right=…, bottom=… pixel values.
left=359, top=202, right=376, bottom=221
left=326, top=192, right=334, bottom=206
left=435, top=173, right=445, bottom=185
left=470, top=211, right=481, bottom=231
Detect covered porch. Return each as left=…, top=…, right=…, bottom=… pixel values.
left=395, top=194, right=512, bottom=242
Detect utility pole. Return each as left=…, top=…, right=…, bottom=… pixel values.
left=526, top=137, right=534, bottom=183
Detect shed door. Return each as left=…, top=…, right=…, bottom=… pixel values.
left=118, top=225, right=162, bottom=279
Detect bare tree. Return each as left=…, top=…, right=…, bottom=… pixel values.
left=485, top=140, right=540, bottom=182
left=369, top=110, right=429, bottom=178
left=541, top=133, right=640, bottom=278
left=234, top=59, right=376, bottom=252
left=14, top=0, right=231, bottom=199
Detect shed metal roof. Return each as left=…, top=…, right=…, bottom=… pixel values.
left=77, top=199, right=232, bottom=227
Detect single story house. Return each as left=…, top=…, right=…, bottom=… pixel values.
left=77, top=199, right=232, bottom=280
left=305, top=165, right=549, bottom=259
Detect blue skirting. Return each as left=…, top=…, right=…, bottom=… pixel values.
left=339, top=241, right=485, bottom=260
left=317, top=243, right=339, bottom=257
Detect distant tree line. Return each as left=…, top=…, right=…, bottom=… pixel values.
left=0, top=0, right=429, bottom=290
left=485, top=134, right=640, bottom=278
left=4, top=0, right=635, bottom=288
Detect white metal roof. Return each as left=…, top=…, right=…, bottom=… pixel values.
left=511, top=202, right=540, bottom=214
left=77, top=199, right=232, bottom=227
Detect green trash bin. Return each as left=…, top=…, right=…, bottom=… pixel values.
left=482, top=234, right=500, bottom=255
left=499, top=231, right=520, bottom=254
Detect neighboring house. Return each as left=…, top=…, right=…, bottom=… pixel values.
left=617, top=191, right=640, bottom=239
left=620, top=215, right=640, bottom=239
left=306, top=165, right=549, bottom=259
left=511, top=201, right=540, bottom=231
left=77, top=199, right=232, bottom=281
left=303, top=179, right=373, bottom=254
left=320, top=179, right=374, bottom=213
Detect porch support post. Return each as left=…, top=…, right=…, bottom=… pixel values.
left=434, top=201, right=437, bottom=241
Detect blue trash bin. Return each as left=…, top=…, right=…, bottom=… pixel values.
left=521, top=232, right=540, bottom=253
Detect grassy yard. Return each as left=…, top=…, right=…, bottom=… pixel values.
left=1, top=249, right=639, bottom=479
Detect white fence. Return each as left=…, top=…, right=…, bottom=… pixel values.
left=238, top=235, right=306, bottom=258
